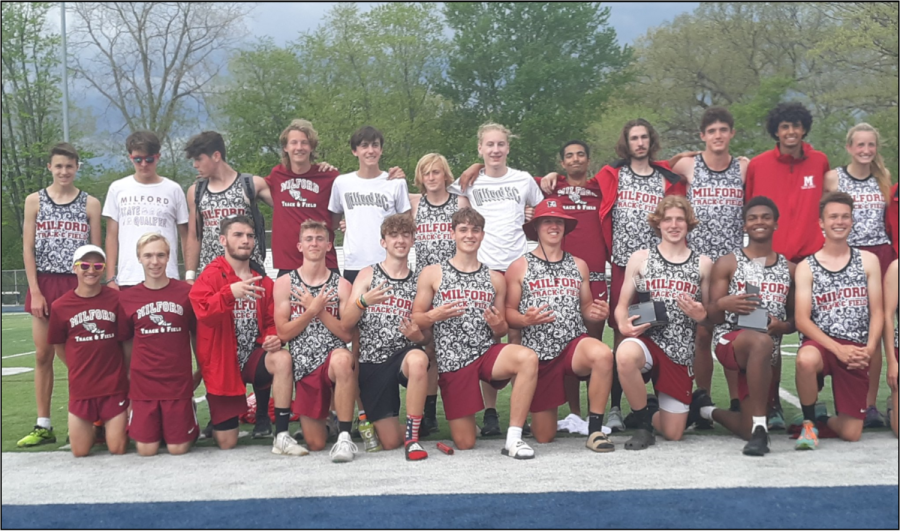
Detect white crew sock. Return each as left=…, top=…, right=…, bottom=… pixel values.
left=506, top=426, right=523, bottom=448
left=752, top=416, right=767, bottom=433
left=37, top=417, right=51, bottom=429
left=700, top=406, right=716, bottom=420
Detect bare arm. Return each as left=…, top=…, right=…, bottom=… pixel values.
left=409, top=194, right=421, bottom=219
left=487, top=270, right=509, bottom=340
left=706, top=254, right=738, bottom=324
left=861, top=251, right=884, bottom=358
left=823, top=169, right=839, bottom=193
left=253, top=175, right=274, bottom=208
left=883, top=261, right=899, bottom=391
left=177, top=223, right=189, bottom=278
left=86, top=196, right=102, bottom=246
left=105, top=218, right=120, bottom=288
left=614, top=250, right=653, bottom=338
left=185, top=184, right=200, bottom=275
left=578, top=258, right=608, bottom=324
left=273, top=274, right=322, bottom=343
left=22, top=194, right=46, bottom=318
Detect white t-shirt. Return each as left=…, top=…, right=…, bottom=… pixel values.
left=328, top=171, right=411, bottom=270
left=102, top=175, right=189, bottom=285
left=449, top=168, right=543, bottom=271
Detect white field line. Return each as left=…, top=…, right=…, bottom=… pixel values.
left=779, top=387, right=802, bottom=409
left=2, top=351, right=35, bottom=359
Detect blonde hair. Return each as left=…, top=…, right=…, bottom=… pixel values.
left=846, top=123, right=891, bottom=201
left=299, top=219, right=329, bottom=238
left=280, top=119, right=319, bottom=167
left=477, top=122, right=517, bottom=145
left=648, top=196, right=699, bottom=237
left=414, top=153, right=454, bottom=192
left=135, top=232, right=170, bottom=256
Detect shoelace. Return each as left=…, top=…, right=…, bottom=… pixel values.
left=802, top=423, right=817, bottom=442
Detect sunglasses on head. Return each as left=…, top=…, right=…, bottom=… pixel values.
left=129, top=155, right=158, bottom=164
left=74, top=261, right=106, bottom=272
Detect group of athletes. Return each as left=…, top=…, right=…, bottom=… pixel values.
left=16, top=101, right=900, bottom=462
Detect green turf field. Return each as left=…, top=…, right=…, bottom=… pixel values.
left=2, top=312, right=892, bottom=452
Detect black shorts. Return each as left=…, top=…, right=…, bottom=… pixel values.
left=358, top=345, right=424, bottom=422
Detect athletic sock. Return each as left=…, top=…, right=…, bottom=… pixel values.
left=36, top=417, right=51, bottom=429
left=700, top=406, right=716, bottom=420
left=632, top=406, right=651, bottom=430
left=254, top=385, right=271, bottom=418
left=425, top=395, right=437, bottom=419
left=406, top=414, right=422, bottom=442
left=275, top=407, right=291, bottom=434
left=506, top=426, right=523, bottom=448
left=588, top=413, right=605, bottom=434
left=801, top=404, right=817, bottom=423
left=752, top=416, right=767, bottom=433
left=730, top=398, right=741, bottom=411
left=611, top=364, right=623, bottom=409
left=339, top=421, right=352, bottom=434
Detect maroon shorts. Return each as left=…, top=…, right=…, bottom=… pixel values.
left=69, top=392, right=129, bottom=423
left=240, top=348, right=269, bottom=388
left=589, top=279, right=609, bottom=302
left=531, top=335, right=591, bottom=413
left=801, top=339, right=869, bottom=420
left=206, top=393, right=248, bottom=426
left=25, top=273, right=77, bottom=316
left=629, top=337, right=694, bottom=405
left=857, top=244, right=896, bottom=276
left=129, top=398, right=199, bottom=444
left=438, top=344, right=511, bottom=421
left=715, top=330, right=751, bottom=401
left=609, top=263, right=627, bottom=331
left=293, top=350, right=345, bottom=420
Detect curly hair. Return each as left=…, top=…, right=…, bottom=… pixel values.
left=765, top=102, right=813, bottom=140
left=380, top=213, right=416, bottom=239
left=648, top=196, right=699, bottom=237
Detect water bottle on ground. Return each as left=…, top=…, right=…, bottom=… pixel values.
left=358, top=413, right=382, bottom=452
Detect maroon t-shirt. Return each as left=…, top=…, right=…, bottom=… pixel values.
left=119, top=280, right=196, bottom=401
left=539, top=175, right=608, bottom=276
left=47, top=286, right=131, bottom=401
left=266, top=163, right=340, bottom=270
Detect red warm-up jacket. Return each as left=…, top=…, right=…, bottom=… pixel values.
left=888, top=183, right=899, bottom=257
left=745, top=143, right=830, bottom=263
left=596, top=159, right=686, bottom=258
left=189, top=256, right=277, bottom=396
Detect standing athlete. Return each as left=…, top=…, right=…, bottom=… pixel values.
left=190, top=215, right=302, bottom=455
left=614, top=196, right=711, bottom=450
left=409, top=153, right=470, bottom=435
left=343, top=214, right=431, bottom=461
left=18, top=143, right=101, bottom=448
left=120, top=233, right=199, bottom=456
left=793, top=192, right=883, bottom=449
left=505, top=199, right=615, bottom=451
left=413, top=208, right=540, bottom=458
left=825, top=123, right=895, bottom=428
left=703, top=197, right=795, bottom=456
left=882, top=259, right=898, bottom=437
left=274, top=220, right=357, bottom=462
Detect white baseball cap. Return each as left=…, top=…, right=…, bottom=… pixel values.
left=72, top=245, right=107, bottom=267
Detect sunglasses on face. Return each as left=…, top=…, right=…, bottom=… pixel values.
left=130, top=155, right=158, bottom=165
left=74, top=261, right=106, bottom=272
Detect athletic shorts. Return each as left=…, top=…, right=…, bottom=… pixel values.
left=128, top=398, right=199, bottom=445
left=589, top=278, right=609, bottom=302
left=69, top=392, right=129, bottom=423
left=531, top=335, right=591, bottom=413
left=206, top=393, right=248, bottom=427
left=438, top=344, right=510, bottom=421
left=293, top=350, right=347, bottom=420
left=240, top=348, right=270, bottom=389
left=358, top=346, right=424, bottom=422
left=609, top=263, right=627, bottom=331
left=715, top=330, right=752, bottom=401
left=801, top=338, right=869, bottom=420
left=857, top=244, right=896, bottom=276
left=25, top=273, right=77, bottom=316
left=622, top=336, right=694, bottom=406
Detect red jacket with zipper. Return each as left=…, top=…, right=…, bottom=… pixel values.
left=888, top=183, right=899, bottom=257
left=189, top=256, right=276, bottom=397
left=597, top=159, right=686, bottom=259
left=745, top=142, right=830, bottom=263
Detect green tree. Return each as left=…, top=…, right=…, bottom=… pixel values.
left=440, top=2, right=631, bottom=175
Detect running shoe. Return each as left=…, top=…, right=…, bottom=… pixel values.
left=330, top=432, right=358, bottom=463
left=481, top=409, right=501, bottom=437
left=606, top=406, right=625, bottom=433
left=863, top=406, right=885, bottom=429
left=687, top=389, right=714, bottom=430
left=253, top=414, right=272, bottom=439
left=420, top=416, right=438, bottom=438
left=17, top=426, right=56, bottom=447
left=767, top=406, right=786, bottom=431
left=272, top=431, right=308, bottom=456
left=742, top=426, right=770, bottom=456
left=795, top=420, right=819, bottom=450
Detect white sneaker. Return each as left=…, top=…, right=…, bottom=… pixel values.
left=607, top=407, right=625, bottom=433
left=272, top=431, right=309, bottom=456
left=501, top=439, right=535, bottom=460
left=329, top=432, right=358, bottom=463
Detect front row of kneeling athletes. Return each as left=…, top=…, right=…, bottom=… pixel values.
left=51, top=191, right=898, bottom=460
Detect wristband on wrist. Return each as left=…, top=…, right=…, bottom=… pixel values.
left=356, top=298, right=366, bottom=310
left=358, top=294, right=369, bottom=309
left=185, top=270, right=196, bottom=281
left=106, top=275, right=117, bottom=284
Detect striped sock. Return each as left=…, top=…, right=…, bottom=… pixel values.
left=406, top=414, right=422, bottom=442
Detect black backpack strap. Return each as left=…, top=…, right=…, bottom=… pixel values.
left=194, top=179, right=209, bottom=241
